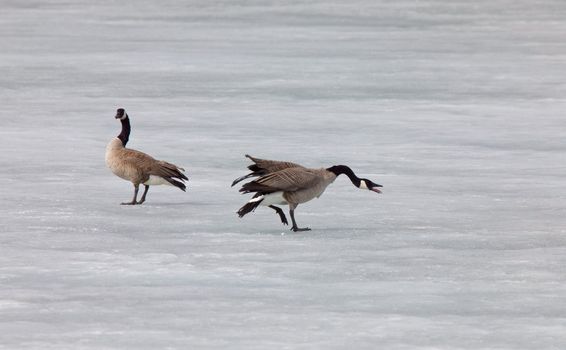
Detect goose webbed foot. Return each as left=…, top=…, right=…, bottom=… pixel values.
left=289, top=208, right=309, bottom=232
left=121, top=184, right=141, bottom=205
left=269, top=205, right=288, bottom=225
left=291, top=226, right=311, bottom=232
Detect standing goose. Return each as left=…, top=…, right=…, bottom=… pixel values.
left=236, top=157, right=382, bottom=231
left=105, top=108, right=188, bottom=205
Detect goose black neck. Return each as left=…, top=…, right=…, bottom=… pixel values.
left=117, top=117, right=130, bottom=146
left=326, top=165, right=361, bottom=187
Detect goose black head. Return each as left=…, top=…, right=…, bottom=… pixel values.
left=359, top=178, right=383, bottom=193
left=115, top=108, right=128, bottom=120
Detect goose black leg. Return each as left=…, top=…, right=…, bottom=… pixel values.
left=137, top=185, right=150, bottom=204
left=289, top=207, right=310, bottom=232
left=269, top=205, right=288, bottom=225
left=122, top=184, right=139, bottom=205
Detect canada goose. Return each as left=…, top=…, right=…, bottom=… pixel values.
left=235, top=156, right=382, bottom=231
left=105, top=108, right=188, bottom=205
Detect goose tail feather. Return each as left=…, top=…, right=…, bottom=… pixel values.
left=237, top=197, right=263, bottom=217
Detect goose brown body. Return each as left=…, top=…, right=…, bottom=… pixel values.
left=106, top=138, right=186, bottom=187
left=240, top=167, right=336, bottom=204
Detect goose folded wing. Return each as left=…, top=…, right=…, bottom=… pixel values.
left=121, top=150, right=186, bottom=180
left=120, top=149, right=156, bottom=169
left=151, top=160, right=188, bottom=180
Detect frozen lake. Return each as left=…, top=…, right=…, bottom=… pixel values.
left=1, top=0, right=566, bottom=348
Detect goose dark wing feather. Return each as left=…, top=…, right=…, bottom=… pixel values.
left=148, top=161, right=187, bottom=181
left=154, top=160, right=188, bottom=180
left=232, top=155, right=305, bottom=187
left=240, top=167, right=321, bottom=193
left=245, top=154, right=304, bottom=173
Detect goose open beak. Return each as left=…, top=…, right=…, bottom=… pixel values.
left=371, top=184, right=383, bottom=193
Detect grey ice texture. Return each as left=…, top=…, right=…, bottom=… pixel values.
left=1, top=0, right=566, bottom=349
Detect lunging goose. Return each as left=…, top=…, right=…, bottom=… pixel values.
left=105, top=108, right=188, bottom=205
left=235, top=156, right=382, bottom=231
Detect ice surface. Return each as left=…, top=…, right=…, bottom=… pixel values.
left=1, top=0, right=566, bottom=349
